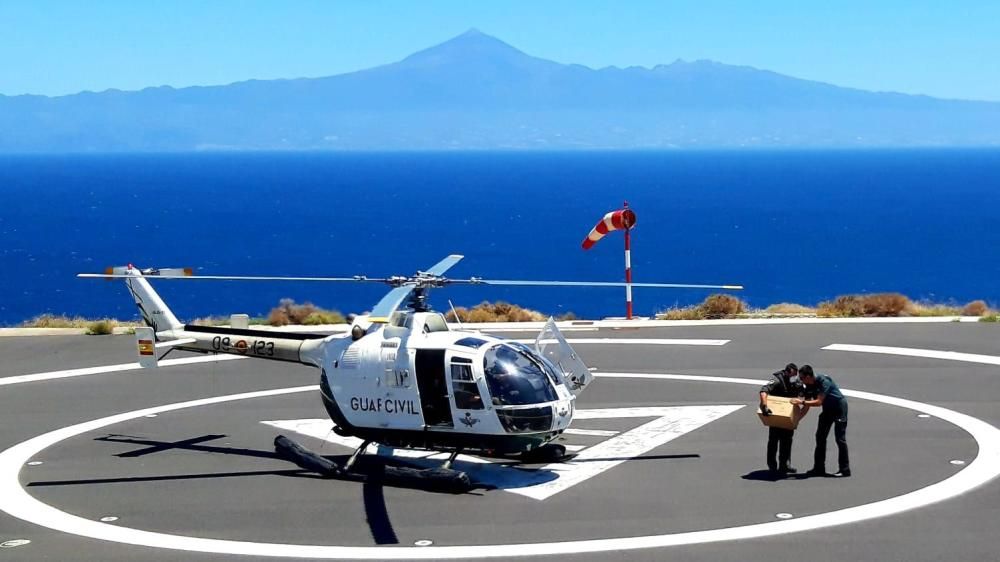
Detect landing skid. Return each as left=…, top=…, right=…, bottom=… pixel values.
left=273, top=435, right=473, bottom=492
left=518, top=443, right=571, bottom=463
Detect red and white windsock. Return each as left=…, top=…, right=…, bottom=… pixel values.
left=581, top=203, right=638, bottom=318
left=581, top=207, right=637, bottom=250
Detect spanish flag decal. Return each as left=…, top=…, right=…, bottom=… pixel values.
left=138, top=339, right=155, bottom=356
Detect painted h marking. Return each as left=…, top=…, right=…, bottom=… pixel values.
left=263, top=404, right=742, bottom=501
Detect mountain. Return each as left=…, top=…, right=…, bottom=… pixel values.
left=2, top=29, right=999, bottom=151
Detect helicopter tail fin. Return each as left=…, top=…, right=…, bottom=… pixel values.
left=114, top=265, right=185, bottom=333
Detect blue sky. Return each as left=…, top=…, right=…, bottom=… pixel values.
left=2, top=0, right=998, bottom=101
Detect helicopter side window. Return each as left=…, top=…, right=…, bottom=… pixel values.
left=450, top=363, right=483, bottom=410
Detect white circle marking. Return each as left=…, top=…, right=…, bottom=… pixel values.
left=0, top=374, right=997, bottom=559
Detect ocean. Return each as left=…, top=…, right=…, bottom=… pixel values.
left=2, top=150, right=998, bottom=325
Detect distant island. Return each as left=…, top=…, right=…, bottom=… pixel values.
left=2, top=29, right=999, bottom=151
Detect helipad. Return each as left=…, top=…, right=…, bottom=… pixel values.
left=0, top=322, right=997, bottom=561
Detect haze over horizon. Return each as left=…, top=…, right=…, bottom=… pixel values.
left=3, top=28, right=999, bottom=151
left=2, top=1, right=999, bottom=102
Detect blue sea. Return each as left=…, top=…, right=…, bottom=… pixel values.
left=2, top=150, right=998, bottom=325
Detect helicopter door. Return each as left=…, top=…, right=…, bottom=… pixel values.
left=535, top=317, right=592, bottom=396
left=414, top=349, right=454, bottom=428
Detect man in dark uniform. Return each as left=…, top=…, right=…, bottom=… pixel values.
left=793, top=365, right=851, bottom=477
left=759, top=363, right=804, bottom=475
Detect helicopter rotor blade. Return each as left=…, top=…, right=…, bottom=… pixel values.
left=368, top=286, right=416, bottom=321
left=454, top=279, right=744, bottom=290
left=422, top=254, right=464, bottom=277
left=77, top=273, right=380, bottom=283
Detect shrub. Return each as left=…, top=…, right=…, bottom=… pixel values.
left=962, top=300, right=989, bottom=316
left=446, top=301, right=546, bottom=323
left=818, top=293, right=911, bottom=317
left=657, top=293, right=747, bottom=320
left=302, top=310, right=347, bottom=325
left=267, top=299, right=344, bottom=326
left=86, top=319, right=115, bottom=335
left=861, top=293, right=911, bottom=316
left=699, top=294, right=746, bottom=318
left=980, top=314, right=999, bottom=323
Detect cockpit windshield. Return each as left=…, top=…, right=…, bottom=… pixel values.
left=483, top=344, right=559, bottom=406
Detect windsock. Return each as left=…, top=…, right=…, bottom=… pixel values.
left=581, top=208, right=637, bottom=250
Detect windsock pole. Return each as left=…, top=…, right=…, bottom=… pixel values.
left=625, top=224, right=633, bottom=319
left=581, top=202, right=638, bottom=318
left=623, top=201, right=633, bottom=319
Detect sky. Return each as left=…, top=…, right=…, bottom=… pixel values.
left=1, top=0, right=998, bottom=101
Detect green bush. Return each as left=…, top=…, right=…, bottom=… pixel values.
left=980, top=314, right=999, bottom=323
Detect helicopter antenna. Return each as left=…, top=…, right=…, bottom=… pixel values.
left=448, top=299, right=464, bottom=330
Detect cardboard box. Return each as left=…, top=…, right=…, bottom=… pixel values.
left=757, top=395, right=801, bottom=430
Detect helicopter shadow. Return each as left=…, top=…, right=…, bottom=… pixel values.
left=25, top=433, right=452, bottom=547
left=28, top=434, right=490, bottom=493
left=27, top=434, right=331, bottom=488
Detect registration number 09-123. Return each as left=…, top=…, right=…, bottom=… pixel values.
left=211, top=336, right=275, bottom=357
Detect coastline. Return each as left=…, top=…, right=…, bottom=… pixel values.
left=0, top=315, right=987, bottom=338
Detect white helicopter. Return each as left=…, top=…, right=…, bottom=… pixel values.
left=80, top=255, right=741, bottom=489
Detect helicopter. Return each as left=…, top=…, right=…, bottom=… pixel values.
left=80, top=255, right=741, bottom=489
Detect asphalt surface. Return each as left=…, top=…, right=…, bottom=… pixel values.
left=0, top=322, right=998, bottom=561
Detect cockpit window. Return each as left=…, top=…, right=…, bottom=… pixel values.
left=510, top=341, right=561, bottom=384
left=483, top=344, right=558, bottom=406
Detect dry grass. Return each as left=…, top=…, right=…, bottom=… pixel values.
left=267, top=299, right=346, bottom=326
left=657, top=293, right=748, bottom=320
left=658, top=306, right=705, bottom=320
left=446, top=301, right=546, bottom=323
left=22, top=314, right=91, bottom=328
left=21, top=314, right=140, bottom=330
left=908, top=303, right=963, bottom=317
left=763, top=303, right=817, bottom=315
